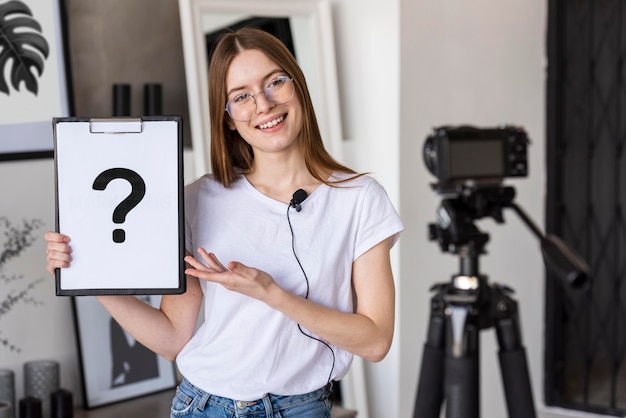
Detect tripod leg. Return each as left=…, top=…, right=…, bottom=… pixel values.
left=494, top=288, right=537, bottom=418
left=413, top=291, right=446, bottom=418
left=444, top=306, right=479, bottom=418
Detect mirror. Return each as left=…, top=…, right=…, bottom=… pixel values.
left=178, top=0, right=344, bottom=178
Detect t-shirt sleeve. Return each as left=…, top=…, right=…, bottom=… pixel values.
left=353, top=178, right=404, bottom=260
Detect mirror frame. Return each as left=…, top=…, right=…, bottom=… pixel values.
left=178, top=0, right=344, bottom=178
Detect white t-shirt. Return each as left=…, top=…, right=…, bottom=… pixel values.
left=176, top=172, right=404, bottom=400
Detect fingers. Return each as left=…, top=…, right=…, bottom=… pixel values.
left=183, top=249, right=233, bottom=283
left=46, top=246, right=72, bottom=273
left=184, top=255, right=209, bottom=272
left=194, top=248, right=228, bottom=272
left=207, top=252, right=229, bottom=272
left=45, top=231, right=72, bottom=275
left=227, top=261, right=244, bottom=273
left=46, top=259, right=69, bottom=275
left=44, top=231, right=70, bottom=244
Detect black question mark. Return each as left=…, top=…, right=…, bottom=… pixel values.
left=92, top=168, right=146, bottom=243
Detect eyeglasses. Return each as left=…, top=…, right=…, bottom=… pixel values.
left=225, top=76, right=295, bottom=122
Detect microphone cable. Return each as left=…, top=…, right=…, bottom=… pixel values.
left=286, top=198, right=336, bottom=387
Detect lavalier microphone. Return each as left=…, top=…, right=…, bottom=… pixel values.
left=290, top=189, right=308, bottom=212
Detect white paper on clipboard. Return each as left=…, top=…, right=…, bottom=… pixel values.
left=53, top=116, right=185, bottom=295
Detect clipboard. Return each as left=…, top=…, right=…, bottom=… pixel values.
left=53, top=116, right=186, bottom=295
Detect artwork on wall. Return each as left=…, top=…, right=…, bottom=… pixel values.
left=73, top=296, right=177, bottom=408
left=0, top=0, right=73, bottom=161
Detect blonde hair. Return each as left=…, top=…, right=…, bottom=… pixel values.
left=207, top=27, right=357, bottom=187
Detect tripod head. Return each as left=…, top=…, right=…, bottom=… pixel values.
left=428, top=181, right=590, bottom=289
left=428, top=183, right=515, bottom=256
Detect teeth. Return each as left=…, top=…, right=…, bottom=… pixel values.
left=259, top=115, right=285, bottom=129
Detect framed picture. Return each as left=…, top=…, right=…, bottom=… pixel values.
left=0, top=0, right=73, bottom=161
left=73, top=296, right=177, bottom=408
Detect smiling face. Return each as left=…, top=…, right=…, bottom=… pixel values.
left=225, top=49, right=304, bottom=157
left=207, top=27, right=336, bottom=187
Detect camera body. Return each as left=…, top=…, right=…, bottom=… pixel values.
left=423, top=125, right=529, bottom=186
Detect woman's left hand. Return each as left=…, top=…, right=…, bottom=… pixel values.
left=184, top=248, right=275, bottom=301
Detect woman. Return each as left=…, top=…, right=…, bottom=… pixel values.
left=46, top=28, right=403, bottom=417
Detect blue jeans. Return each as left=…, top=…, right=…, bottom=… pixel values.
left=170, top=378, right=333, bottom=418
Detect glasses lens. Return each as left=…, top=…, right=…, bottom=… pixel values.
left=226, top=96, right=255, bottom=122
left=264, top=76, right=294, bottom=105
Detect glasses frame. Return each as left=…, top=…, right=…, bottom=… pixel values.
left=225, top=75, right=295, bottom=122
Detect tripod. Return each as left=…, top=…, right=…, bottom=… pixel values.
left=413, top=184, right=589, bottom=418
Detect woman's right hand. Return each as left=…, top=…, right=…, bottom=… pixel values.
left=45, top=232, right=72, bottom=275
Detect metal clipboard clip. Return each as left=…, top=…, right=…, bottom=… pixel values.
left=89, top=117, right=144, bottom=134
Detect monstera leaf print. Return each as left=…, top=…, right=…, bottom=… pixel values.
left=0, top=1, right=50, bottom=96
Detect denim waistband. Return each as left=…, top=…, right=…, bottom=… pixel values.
left=178, top=378, right=333, bottom=414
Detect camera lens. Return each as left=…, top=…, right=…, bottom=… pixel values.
left=423, top=134, right=438, bottom=177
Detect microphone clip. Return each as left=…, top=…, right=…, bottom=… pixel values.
left=290, top=189, right=308, bottom=212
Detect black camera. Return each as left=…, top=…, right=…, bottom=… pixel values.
left=423, top=125, right=529, bottom=186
